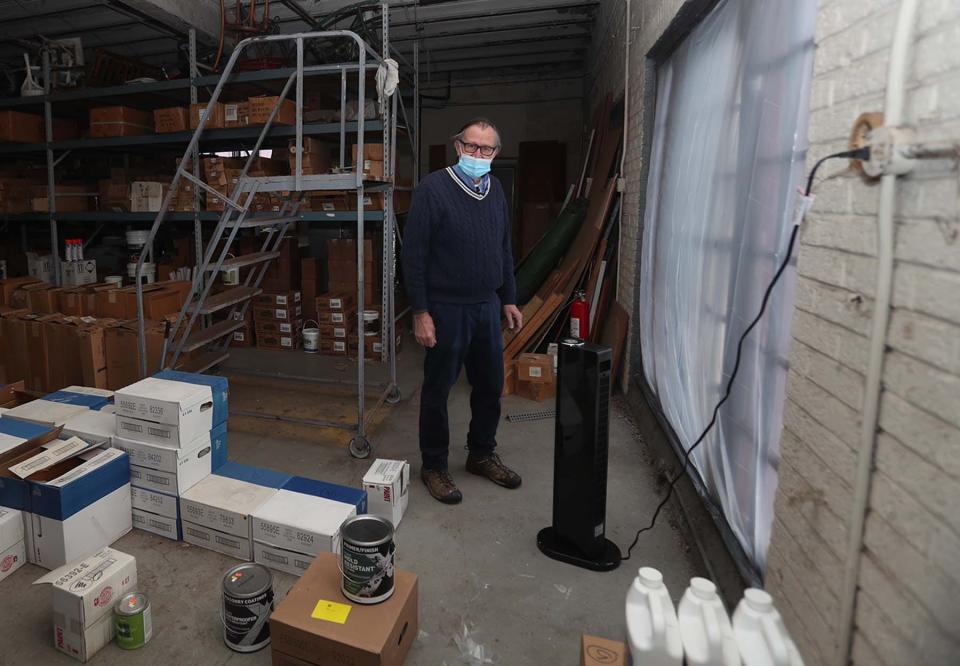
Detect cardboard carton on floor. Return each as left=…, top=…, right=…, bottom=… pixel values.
left=132, top=507, right=182, bottom=540
left=0, top=507, right=26, bottom=583
left=254, top=540, right=315, bottom=577
left=34, top=547, right=137, bottom=662
left=114, top=377, right=215, bottom=445
left=516, top=379, right=556, bottom=403
left=152, top=370, right=229, bottom=427
left=517, top=353, right=554, bottom=384
left=269, top=552, right=418, bottom=666
left=116, top=434, right=213, bottom=495
left=580, top=634, right=628, bottom=666
left=179, top=462, right=288, bottom=538
left=251, top=489, right=356, bottom=556
left=62, top=409, right=116, bottom=445
left=362, top=459, right=409, bottom=527
left=182, top=520, right=251, bottom=559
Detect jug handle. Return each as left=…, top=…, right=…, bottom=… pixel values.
left=650, top=591, right=666, bottom=637
left=704, top=603, right=722, bottom=648
left=761, top=612, right=790, bottom=663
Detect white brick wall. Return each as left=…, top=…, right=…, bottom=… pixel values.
left=590, top=0, right=960, bottom=663
left=765, top=0, right=960, bottom=663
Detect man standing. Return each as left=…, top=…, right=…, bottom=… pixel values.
left=402, top=118, right=524, bottom=504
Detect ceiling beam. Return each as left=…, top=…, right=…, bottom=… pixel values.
left=110, top=0, right=220, bottom=43
left=391, top=17, right=594, bottom=44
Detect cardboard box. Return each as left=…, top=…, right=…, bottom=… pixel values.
left=262, top=236, right=300, bottom=292
left=362, top=459, right=409, bottom=527
left=257, top=333, right=300, bottom=350
left=4, top=399, right=90, bottom=429
left=317, top=309, right=354, bottom=325
left=131, top=507, right=181, bottom=541
left=0, top=419, right=62, bottom=508
left=130, top=181, right=168, bottom=212
left=179, top=462, right=289, bottom=538
left=351, top=143, right=385, bottom=162
left=27, top=253, right=56, bottom=282
left=308, top=193, right=350, bottom=212
left=255, top=319, right=301, bottom=336
left=320, top=340, right=347, bottom=356
left=35, top=547, right=137, bottom=662
left=118, top=436, right=213, bottom=495
left=349, top=193, right=385, bottom=211
left=130, top=486, right=179, bottom=520
left=316, top=293, right=355, bottom=311
left=182, top=520, right=250, bottom=559
left=255, top=291, right=302, bottom=307
left=61, top=409, right=116, bottom=445
left=0, top=110, right=44, bottom=143
left=1, top=277, right=42, bottom=306
left=251, top=489, right=355, bottom=556
left=516, top=379, right=556, bottom=402
left=269, top=552, right=418, bottom=666
left=289, top=138, right=333, bottom=175
left=517, top=353, right=555, bottom=384
left=361, top=159, right=385, bottom=181
left=26, top=481, right=133, bottom=569
left=104, top=321, right=166, bottom=391
left=224, top=101, right=250, bottom=128
left=0, top=507, right=25, bottom=583
left=281, top=476, right=367, bottom=515
left=89, top=106, right=153, bottom=137
left=253, top=305, right=303, bottom=322
left=190, top=102, right=226, bottom=129
left=115, top=377, right=215, bottom=440
left=580, top=635, right=629, bottom=666
left=95, top=284, right=180, bottom=320
left=254, top=540, right=315, bottom=577
left=154, top=107, right=189, bottom=133
left=62, top=260, right=98, bottom=287
left=249, top=95, right=296, bottom=125
left=153, top=370, right=229, bottom=426
left=231, top=327, right=254, bottom=347
left=28, top=285, right=63, bottom=313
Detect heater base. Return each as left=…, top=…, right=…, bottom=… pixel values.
left=537, top=527, right=621, bottom=572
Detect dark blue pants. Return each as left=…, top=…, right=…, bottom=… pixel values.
left=419, top=300, right=504, bottom=470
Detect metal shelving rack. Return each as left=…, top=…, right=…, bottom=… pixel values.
left=0, top=2, right=420, bottom=459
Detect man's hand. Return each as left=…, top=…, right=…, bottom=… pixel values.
left=503, top=304, right=523, bottom=331
left=414, top=312, right=437, bottom=348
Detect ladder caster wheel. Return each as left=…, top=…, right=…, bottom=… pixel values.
left=386, top=386, right=402, bottom=405
left=349, top=436, right=372, bottom=459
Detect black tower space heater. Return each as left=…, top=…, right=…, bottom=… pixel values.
left=537, top=338, right=621, bottom=571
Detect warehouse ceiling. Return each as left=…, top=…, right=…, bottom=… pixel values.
left=0, top=0, right=598, bottom=94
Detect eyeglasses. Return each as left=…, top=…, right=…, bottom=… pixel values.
left=458, top=140, right=497, bottom=157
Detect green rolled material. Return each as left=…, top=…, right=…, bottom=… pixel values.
left=514, top=198, right=588, bottom=305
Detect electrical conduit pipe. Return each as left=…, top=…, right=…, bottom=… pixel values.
left=834, top=0, right=918, bottom=663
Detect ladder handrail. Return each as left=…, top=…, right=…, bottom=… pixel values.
left=134, top=29, right=383, bottom=377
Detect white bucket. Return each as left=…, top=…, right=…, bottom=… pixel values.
left=127, top=262, right=155, bottom=285
left=105, top=275, right=124, bottom=287
left=303, top=320, right=320, bottom=353
left=363, top=310, right=380, bottom=336
left=125, top=230, right=151, bottom=248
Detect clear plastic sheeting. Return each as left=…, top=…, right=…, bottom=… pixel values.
left=638, top=0, right=815, bottom=572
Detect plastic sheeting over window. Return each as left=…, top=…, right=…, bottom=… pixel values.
left=638, top=0, right=815, bottom=573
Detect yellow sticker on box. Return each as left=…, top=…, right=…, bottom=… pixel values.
left=311, top=599, right=352, bottom=624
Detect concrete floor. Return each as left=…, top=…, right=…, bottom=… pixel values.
left=0, top=343, right=707, bottom=665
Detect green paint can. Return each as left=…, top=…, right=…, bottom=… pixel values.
left=115, top=592, right=152, bottom=650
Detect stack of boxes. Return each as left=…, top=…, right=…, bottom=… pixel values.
left=327, top=237, right=380, bottom=306
left=314, top=293, right=355, bottom=357
left=254, top=290, right=302, bottom=351
left=353, top=143, right=385, bottom=181
left=111, top=371, right=228, bottom=542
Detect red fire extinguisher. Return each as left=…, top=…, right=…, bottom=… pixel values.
left=570, top=290, right=589, bottom=340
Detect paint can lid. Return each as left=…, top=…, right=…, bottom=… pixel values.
left=561, top=337, right=584, bottom=347
left=115, top=592, right=149, bottom=616
left=222, top=563, right=272, bottom=599
left=341, top=514, right=394, bottom=547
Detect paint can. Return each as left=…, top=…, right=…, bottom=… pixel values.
left=303, top=319, right=320, bottom=353
left=114, top=592, right=152, bottom=650
left=104, top=275, right=123, bottom=287
left=340, top=515, right=396, bottom=604
left=221, top=563, right=274, bottom=653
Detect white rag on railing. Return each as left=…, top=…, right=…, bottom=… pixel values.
left=376, top=58, right=399, bottom=98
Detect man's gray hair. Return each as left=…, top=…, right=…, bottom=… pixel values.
left=452, top=117, right=501, bottom=148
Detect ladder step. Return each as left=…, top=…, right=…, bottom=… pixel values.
left=189, top=287, right=262, bottom=315
left=177, top=350, right=230, bottom=374
left=206, top=253, right=280, bottom=271
left=227, top=215, right=298, bottom=229
left=181, top=320, right=246, bottom=352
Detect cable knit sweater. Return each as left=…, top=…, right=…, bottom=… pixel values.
left=402, top=167, right=517, bottom=313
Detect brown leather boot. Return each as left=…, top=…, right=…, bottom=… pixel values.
left=421, top=468, right=463, bottom=504
left=466, top=452, right=522, bottom=489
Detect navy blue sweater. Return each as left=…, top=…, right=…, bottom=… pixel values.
left=402, top=167, right=516, bottom=312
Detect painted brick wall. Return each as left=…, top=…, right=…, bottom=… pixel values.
left=765, top=0, right=960, bottom=663
left=590, top=0, right=960, bottom=663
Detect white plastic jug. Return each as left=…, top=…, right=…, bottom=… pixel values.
left=678, top=577, right=740, bottom=666
left=733, top=588, right=804, bottom=666
left=625, top=567, right=683, bottom=666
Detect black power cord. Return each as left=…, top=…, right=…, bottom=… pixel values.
left=622, top=146, right=870, bottom=560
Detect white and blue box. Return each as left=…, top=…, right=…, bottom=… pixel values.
left=0, top=418, right=61, bottom=510
left=114, top=378, right=215, bottom=447
left=153, top=370, right=228, bottom=425
left=282, top=476, right=367, bottom=515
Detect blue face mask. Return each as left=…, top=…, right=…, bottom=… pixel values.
left=458, top=153, right=493, bottom=179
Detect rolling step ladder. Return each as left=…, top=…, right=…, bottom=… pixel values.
left=132, top=27, right=402, bottom=459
